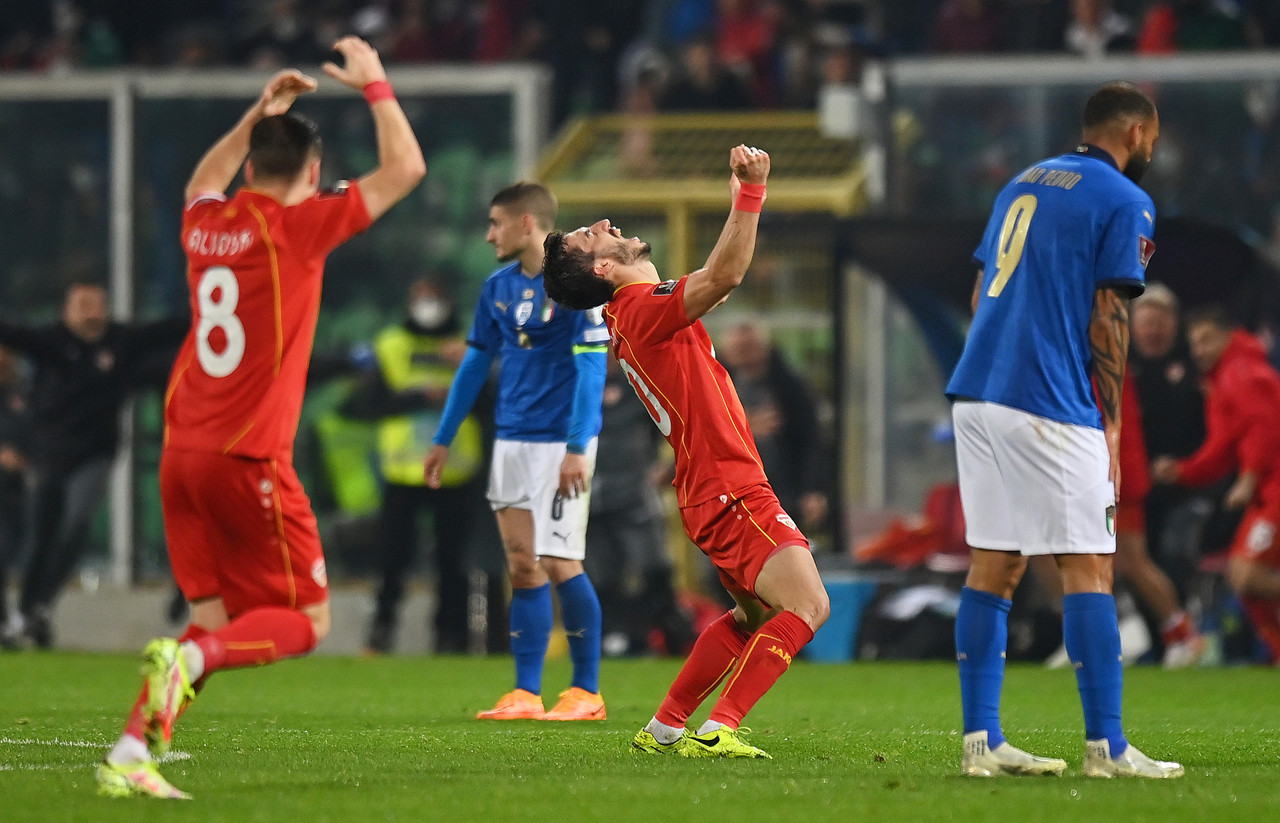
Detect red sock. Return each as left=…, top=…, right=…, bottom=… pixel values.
left=1240, top=596, right=1280, bottom=662
left=195, top=607, right=316, bottom=673
left=1161, top=611, right=1193, bottom=646
left=655, top=611, right=751, bottom=728
left=708, top=610, right=814, bottom=728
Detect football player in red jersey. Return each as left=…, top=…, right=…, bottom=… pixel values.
left=542, top=145, right=830, bottom=759
left=96, top=37, right=425, bottom=799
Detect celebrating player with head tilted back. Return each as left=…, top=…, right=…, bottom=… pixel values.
left=542, top=145, right=829, bottom=759
left=96, top=37, right=425, bottom=799
left=946, top=82, right=1182, bottom=779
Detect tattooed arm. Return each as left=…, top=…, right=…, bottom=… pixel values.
left=1089, top=286, right=1131, bottom=496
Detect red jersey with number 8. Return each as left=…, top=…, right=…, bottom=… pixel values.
left=165, top=184, right=371, bottom=459
left=603, top=277, right=769, bottom=507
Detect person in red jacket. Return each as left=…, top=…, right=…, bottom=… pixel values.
left=1097, top=372, right=1204, bottom=666
left=1152, top=306, right=1280, bottom=662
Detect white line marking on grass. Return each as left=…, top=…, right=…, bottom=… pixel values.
left=0, top=738, right=191, bottom=772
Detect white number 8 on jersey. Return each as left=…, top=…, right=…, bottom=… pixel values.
left=196, top=265, right=246, bottom=378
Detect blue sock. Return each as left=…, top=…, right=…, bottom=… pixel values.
left=557, top=573, right=602, bottom=694
left=956, top=586, right=1010, bottom=749
left=1063, top=592, right=1127, bottom=755
left=510, top=583, right=552, bottom=695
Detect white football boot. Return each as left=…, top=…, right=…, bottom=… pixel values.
left=961, top=730, right=1067, bottom=777
left=1083, top=739, right=1184, bottom=778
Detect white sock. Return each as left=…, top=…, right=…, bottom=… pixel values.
left=181, top=641, right=205, bottom=682
left=697, top=720, right=725, bottom=735
left=107, top=733, right=150, bottom=766
left=644, top=717, right=684, bottom=745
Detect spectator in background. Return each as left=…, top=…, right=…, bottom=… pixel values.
left=0, top=280, right=186, bottom=649
left=366, top=278, right=487, bottom=654
left=716, top=0, right=781, bottom=106
left=1137, top=0, right=1249, bottom=54
left=1152, top=306, right=1280, bottom=663
left=0, top=346, right=30, bottom=649
left=929, top=0, right=1007, bottom=54
left=1128, top=283, right=1211, bottom=594
left=585, top=354, right=694, bottom=658
left=717, top=320, right=826, bottom=529
left=1065, top=0, right=1136, bottom=58
left=661, top=35, right=753, bottom=111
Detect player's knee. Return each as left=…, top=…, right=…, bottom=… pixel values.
left=793, top=590, right=830, bottom=631
left=308, top=609, right=331, bottom=643
left=1227, top=560, right=1263, bottom=597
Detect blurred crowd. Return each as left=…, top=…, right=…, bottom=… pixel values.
left=4, top=1, right=1280, bottom=125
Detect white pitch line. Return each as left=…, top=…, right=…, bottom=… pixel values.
left=0, top=738, right=191, bottom=772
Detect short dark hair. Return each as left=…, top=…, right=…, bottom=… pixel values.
left=248, top=113, right=322, bottom=181
left=492, top=182, right=557, bottom=231
left=1184, top=304, right=1233, bottom=332
left=1082, top=82, right=1156, bottom=131
left=543, top=231, right=614, bottom=310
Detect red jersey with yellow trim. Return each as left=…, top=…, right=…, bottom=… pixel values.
left=604, top=277, right=769, bottom=507
left=165, top=184, right=372, bottom=459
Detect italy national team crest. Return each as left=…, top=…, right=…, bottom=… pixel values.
left=541, top=298, right=556, bottom=323
left=1105, top=504, right=1116, bottom=536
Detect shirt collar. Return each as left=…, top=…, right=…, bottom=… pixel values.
left=1073, top=143, right=1119, bottom=170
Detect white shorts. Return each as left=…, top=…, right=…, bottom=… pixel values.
left=487, top=438, right=598, bottom=560
left=952, top=401, right=1115, bottom=556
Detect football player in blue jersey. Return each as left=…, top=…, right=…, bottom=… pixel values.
left=425, top=182, right=609, bottom=720
left=946, top=82, right=1183, bottom=779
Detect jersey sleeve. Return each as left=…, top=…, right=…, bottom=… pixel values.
left=182, top=191, right=228, bottom=231
left=574, top=306, right=611, bottom=350
left=465, top=279, right=503, bottom=353
left=608, top=279, right=695, bottom=346
left=1095, top=197, right=1155, bottom=294
left=282, top=182, right=374, bottom=259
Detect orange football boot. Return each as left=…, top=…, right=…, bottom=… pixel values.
left=541, top=687, right=606, bottom=721
left=476, top=689, right=546, bottom=720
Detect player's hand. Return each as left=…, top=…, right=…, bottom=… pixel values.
left=1225, top=471, right=1257, bottom=510
left=322, top=36, right=388, bottom=91
left=559, top=452, right=590, bottom=498
left=1104, top=423, right=1122, bottom=499
left=256, top=69, right=317, bottom=118
left=730, top=144, right=770, bottom=185
left=423, top=444, right=450, bottom=489
left=1150, top=456, right=1179, bottom=485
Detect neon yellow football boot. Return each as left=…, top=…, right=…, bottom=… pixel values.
left=140, top=638, right=195, bottom=756
left=677, top=726, right=772, bottom=759
left=630, top=728, right=688, bottom=754
left=95, top=759, right=191, bottom=800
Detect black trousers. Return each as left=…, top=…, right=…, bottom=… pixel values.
left=372, top=482, right=476, bottom=652
left=19, top=456, right=111, bottom=617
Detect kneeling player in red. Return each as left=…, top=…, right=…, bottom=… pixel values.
left=96, top=37, right=425, bottom=799
left=542, top=145, right=829, bottom=759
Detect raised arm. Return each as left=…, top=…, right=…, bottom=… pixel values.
left=681, top=145, right=771, bottom=321
left=184, top=70, right=317, bottom=201
left=323, top=37, right=426, bottom=222
left=1089, top=286, right=1131, bottom=495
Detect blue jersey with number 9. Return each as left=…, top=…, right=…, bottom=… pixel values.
left=946, top=148, right=1154, bottom=429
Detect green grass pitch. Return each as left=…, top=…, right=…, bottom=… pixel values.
left=1, top=652, right=1276, bottom=822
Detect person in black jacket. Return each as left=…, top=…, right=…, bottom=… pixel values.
left=0, top=345, right=30, bottom=647
left=0, top=280, right=186, bottom=648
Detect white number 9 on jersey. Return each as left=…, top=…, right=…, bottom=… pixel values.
left=196, top=265, right=246, bottom=377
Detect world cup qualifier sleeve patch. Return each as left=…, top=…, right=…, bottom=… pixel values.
left=1139, top=235, right=1155, bottom=268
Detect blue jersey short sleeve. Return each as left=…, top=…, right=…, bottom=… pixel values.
left=946, top=152, right=1154, bottom=428
left=470, top=262, right=603, bottom=442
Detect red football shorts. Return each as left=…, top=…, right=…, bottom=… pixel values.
left=161, top=448, right=328, bottom=618
left=1230, top=505, right=1280, bottom=567
left=680, top=484, right=810, bottom=605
